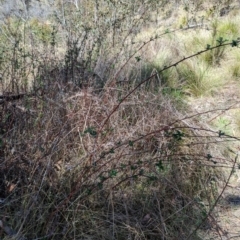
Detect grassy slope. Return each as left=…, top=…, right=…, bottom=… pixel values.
left=0, top=1, right=240, bottom=239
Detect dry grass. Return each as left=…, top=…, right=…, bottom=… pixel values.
left=0, top=79, right=238, bottom=239
left=1, top=1, right=240, bottom=239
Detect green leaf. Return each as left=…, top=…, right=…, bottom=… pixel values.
left=129, top=140, right=134, bottom=147
left=206, top=44, right=211, bottom=50
left=148, top=175, right=157, bottom=181
left=109, top=148, right=115, bottom=154
left=139, top=169, right=144, bottom=175
left=206, top=154, right=212, bottom=160
left=216, top=37, right=228, bottom=45
left=100, top=151, right=106, bottom=159
left=172, top=130, right=184, bottom=141
left=84, top=127, right=97, bottom=137
left=99, top=175, right=107, bottom=182
left=133, top=175, right=138, bottom=180
left=155, top=160, right=164, bottom=171
left=130, top=165, right=137, bottom=170
left=218, top=130, right=225, bottom=137
left=135, top=56, right=141, bottom=62
left=109, top=169, right=117, bottom=177
left=231, top=40, right=238, bottom=47
left=137, top=160, right=143, bottom=165
left=86, top=189, right=92, bottom=195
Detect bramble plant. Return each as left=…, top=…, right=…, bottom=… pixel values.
left=1, top=1, right=240, bottom=239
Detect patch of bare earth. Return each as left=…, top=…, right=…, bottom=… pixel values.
left=189, top=81, right=240, bottom=239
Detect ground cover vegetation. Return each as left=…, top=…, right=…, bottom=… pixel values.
left=1, top=0, right=240, bottom=239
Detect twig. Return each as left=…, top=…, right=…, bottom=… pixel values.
left=186, top=154, right=238, bottom=239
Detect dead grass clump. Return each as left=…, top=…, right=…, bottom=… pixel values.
left=0, top=80, right=234, bottom=239
left=1, top=1, right=240, bottom=239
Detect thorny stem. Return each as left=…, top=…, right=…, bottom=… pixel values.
left=100, top=40, right=240, bottom=131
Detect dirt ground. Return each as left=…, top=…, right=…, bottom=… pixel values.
left=190, top=82, right=240, bottom=239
